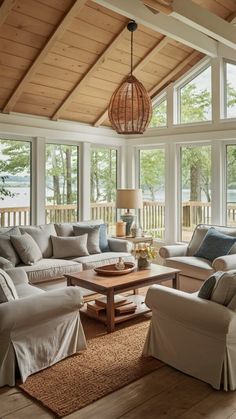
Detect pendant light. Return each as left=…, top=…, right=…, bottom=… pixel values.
left=108, top=21, right=153, bottom=134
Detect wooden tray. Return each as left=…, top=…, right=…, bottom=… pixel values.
left=94, top=262, right=135, bottom=276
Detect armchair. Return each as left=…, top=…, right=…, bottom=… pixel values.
left=0, top=268, right=86, bottom=387
left=159, top=224, right=236, bottom=290
left=143, top=284, right=236, bottom=390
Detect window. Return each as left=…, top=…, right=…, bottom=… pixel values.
left=178, top=66, right=212, bottom=124
left=226, top=145, right=236, bottom=227
left=90, top=147, right=117, bottom=234
left=181, top=145, right=211, bottom=242
left=0, top=139, right=31, bottom=226
left=45, top=144, right=79, bottom=223
left=225, top=62, right=236, bottom=119
left=139, top=148, right=165, bottom=239
left=149, top=98, right=167, bottom=128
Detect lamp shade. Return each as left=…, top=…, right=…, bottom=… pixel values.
left=116, top=189, right=143, bottom=210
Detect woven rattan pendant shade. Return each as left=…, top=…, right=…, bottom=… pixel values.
left=108, top=22, right=152, bottom=135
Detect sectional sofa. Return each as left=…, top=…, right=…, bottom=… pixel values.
left=0, top=220, right=133, bottom=294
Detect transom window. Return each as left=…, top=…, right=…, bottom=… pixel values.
left=177, top=66, right=212, bottom=124
left=149, top=97, right=167, bottom=128
left=225, top=61, right=236, bottom=119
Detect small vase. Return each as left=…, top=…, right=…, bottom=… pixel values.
left=138, top=257, right=151, bottom=270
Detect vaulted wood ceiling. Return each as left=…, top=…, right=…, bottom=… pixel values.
left=0, top=0, right=235, bottom=128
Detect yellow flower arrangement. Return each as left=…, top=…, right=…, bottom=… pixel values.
left=132, top=243, right=158, bottom=269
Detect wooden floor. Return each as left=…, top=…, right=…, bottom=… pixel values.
left=1, top=281, right=236, bottom=419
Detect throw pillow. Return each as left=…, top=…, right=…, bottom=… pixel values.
left=99, top=223, right=110, bottom=252
left=20, top=224, right=56, bottom=258
left=210, top=271, right=236, bottom=306
left=198, top=272, right=221, bottom=299
left=10, top=233, right=43, bottom=265
left=51, top=234, right=89, bottom=258
left=0, top=256, right=14, bottom=270
left=73, top=225, right=101, bottom=254
left=0, top=227, right=21, bottom=266
left=0, top=268, right=18, bottom=303
left=193, top=227, right=236, bottom=262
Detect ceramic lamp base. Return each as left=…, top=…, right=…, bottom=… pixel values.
left=120, top=214, right=135, bottom=235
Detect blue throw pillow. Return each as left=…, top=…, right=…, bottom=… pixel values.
left=99, top=224, right=110, bottom=252
left=194, top=227, right=236, bottom=262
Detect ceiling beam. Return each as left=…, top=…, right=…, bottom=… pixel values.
left=0, top=0, right=17, bottom=27
left=93, top=36, right=170, bottom=127
left=92, top=0, right=218, bottom=57
left=142, top=0, right=173, bottom=15
left=2, top=0, right=87, bottom=114
left=52, top=24, right=129, bottom=121
left=170, top=0, right=236, bottom=51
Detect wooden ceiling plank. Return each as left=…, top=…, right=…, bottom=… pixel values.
left=93, top=36, right=169, bottom=127
left=2, top=0, right=87, bottom=114
left=171, top=0, right=236, bottom=51
left=92, top=0, right=217, bottom=57
left=51, top=23, right=128, bottom=120
left=0, top=0, right=17, bottom=27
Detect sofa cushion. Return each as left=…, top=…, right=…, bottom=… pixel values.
left=194, top=228, right=236, bottom=262
left=0, top=268, right=18, bottom=303
left=51, top=235, right=89, bottom=258
left=54, top=219, right=104, bottom=237
left=73, top=225, right=101, bottom=254
left=20, top=224, right=56, bottom=258
left=11, top=233, right=43, bottom=265
left=0, top=256, right=14, bottom=270
left=210, top=271, right=236, bottom=306
left=188, top=224, right=236, bottom=256
left=98, top=224, right=109, bottom=252
left=0, top=227, right=21, bottom=266
left=73, top=252, right=134, bottom=270
left=21, top=258, right=82, bottom=284
left=198, top=271, right=223, bottom=300
left=165, top=256, right=214, bottom=281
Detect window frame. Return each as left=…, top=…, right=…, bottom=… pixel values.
left=149, top=92, right=167, bottom=128
left=223, top=59, right=236, bottom=120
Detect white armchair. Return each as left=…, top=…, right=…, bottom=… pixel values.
left=0, top=268, right=87, bottom=387
left=143, top=285, right=236, bottom=390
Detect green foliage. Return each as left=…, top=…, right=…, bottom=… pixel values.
left=180, top=83, right=211, bottom=124
left=90, top=148, right=117, bottom=202
left=0, top=176, right=15, bottom=200
left=140, top=149, right=165, bottom=201
left=149, top=99, right=167, bottom=128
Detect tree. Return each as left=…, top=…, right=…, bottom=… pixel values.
left=90, top=148, right=117, bottom=203
left=140, top=150, right=165, bottom=200
left=149, top=99, right=167, bottom=128
left=0, top=176, right=15, bottom=200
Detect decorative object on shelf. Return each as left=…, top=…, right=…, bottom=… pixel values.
left=116, top=220, right=126, bottom=237
left=108, top=20, right=152, bottom=134
left=116, top=188, right=143, bottom=235
left=130, top=221, right=142, bottom=238
left=133, top=243, right=158, bottom=270
left=94, top=262, right=135, bottom=276
left=115, top=257, right=126, bottom=270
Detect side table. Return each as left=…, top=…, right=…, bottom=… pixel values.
left=113, top=235, right=153, bottom=247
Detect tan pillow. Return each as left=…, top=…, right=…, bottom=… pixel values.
left=10, top=233, right=42, bottom=265
left=51, top=234, right=89, bottom=258
left=210, top=270, right=236, bottom=306
left=73, top=225, right=101, bottom=254
left=20, top=224, right=56, bottom=258
left=0, top=226, right=21, bottom=266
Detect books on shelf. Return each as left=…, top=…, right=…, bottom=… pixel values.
left=95, top=294, right=128, bottom=308
left=115, top=302, right=137, bottom=315
left=86, top=298, right=138, bottom=316
left=87, top=301, right=106, bottom=316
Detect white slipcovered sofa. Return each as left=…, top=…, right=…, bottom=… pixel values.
left=143, top=283, right=236, bottom=390
left=0, top=267, right=86, bottom=387
left=0, top=220, right=133, bottom=293
left=159, top=224, right=236, bottom=289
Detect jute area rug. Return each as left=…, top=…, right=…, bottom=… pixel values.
left=19, top=320, right=163, bottom=417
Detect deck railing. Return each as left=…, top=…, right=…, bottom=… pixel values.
left=1, top=201, right=236, bottom=237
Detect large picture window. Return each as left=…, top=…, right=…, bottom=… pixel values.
left=90, top=147, right=117, bottom=234
left=139, top=148, right=165, bottom=239
left=226, top=145, right=236, bottom=227
left=45, top=144, right=79, bottom=223
left=0, top=139, right=31, bottom=226
left=178, top=66, right=212, bottom=124
left=181, top=145, right=211, bottom=241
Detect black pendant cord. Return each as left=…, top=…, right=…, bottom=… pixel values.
left=131, top=30, right=133, bottom=75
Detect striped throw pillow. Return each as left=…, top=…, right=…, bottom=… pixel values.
left=0, top=269, right=18, bottom=303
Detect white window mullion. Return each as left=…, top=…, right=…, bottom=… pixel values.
left=80, top=142, right=91, bottom=220
left=211, top=141, right=224, bottom=226
left=33, top=137, right=45, bottom=225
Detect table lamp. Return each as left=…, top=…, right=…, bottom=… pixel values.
left=116, top=189, right=143, bottom=235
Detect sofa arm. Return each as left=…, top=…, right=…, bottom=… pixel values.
left=145, top=285, right=236, bottom=335
left=108, top=237, right=132, bottom=252
left=159, top=244, right=188, bottom=259
left=0, top=287, right=83, bottom=332
left=5, top=267, right=29, bottom=286
left=213, top=255, right=236, bottom=271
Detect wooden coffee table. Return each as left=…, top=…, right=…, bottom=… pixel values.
left=65, top=264, right=180, bottom=333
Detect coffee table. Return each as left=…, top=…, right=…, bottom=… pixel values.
left=65, top=264, right=180, bottom=333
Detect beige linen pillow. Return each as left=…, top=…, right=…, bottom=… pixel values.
left=73, top=225, right=101, bottom=254
left=20, top=224, right=56, bottom=258
left=10, top=233, right=42, bottom=265
left=0, top=268, right=18, bottom=303
left=51, top=234, right=89, bottom=258
left=210, top=271, right=236, bottom=306
left=0, top=226, right=21, bottom=266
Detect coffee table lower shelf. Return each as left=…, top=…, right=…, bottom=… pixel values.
left=80, top=295, right=151, bottom=326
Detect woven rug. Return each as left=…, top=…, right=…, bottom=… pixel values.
left=19, top=320, right=163, bottom=417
